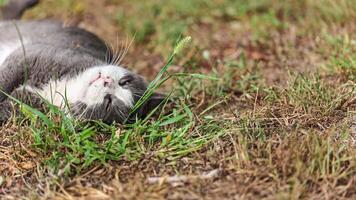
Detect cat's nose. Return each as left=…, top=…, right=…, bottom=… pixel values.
left=102, top=76, right=114, bottom=87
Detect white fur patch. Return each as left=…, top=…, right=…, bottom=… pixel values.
left=0, top=23, right=30, bottom=68
left=19, top=65, right=134, bottom=109
left=0, top=22, right=29, bottom=68
left=0, top=41, right=23, bottom=68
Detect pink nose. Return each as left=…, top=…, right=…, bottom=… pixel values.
left=102, top=76, right=113, bottom=87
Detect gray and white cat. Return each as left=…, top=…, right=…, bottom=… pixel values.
left=0, top=0, right=164, bottom=124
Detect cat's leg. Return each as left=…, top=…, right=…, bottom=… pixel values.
left=0, top=88, right=45, bottom=124
left=0, top=42, right=103, bottom=102
left=0, top=45, right=42, bottom=102
left=0, top=60, right=25, bottom=102
left=1, top=0, right=39, bottom=20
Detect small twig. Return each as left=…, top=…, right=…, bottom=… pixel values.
left=253, top=88, right=259, bottom=119
left=147, top=169, right=220, bottom=184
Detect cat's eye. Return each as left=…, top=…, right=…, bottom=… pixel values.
left=119, top=75, right=133, bottom=86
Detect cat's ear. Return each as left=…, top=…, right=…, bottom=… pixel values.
left=2, top=0, right=39, bottom=20
left=139, top=92, right=166, bottom=117
left=146, top=92, right=166, bottom=111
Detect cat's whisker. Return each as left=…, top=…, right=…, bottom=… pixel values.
left=75, top=104, right=88, bottom=120
left=82, top=107, right=92, bottom=120
left=113, top=107, right=126, bottom=122
left=132, top=91, right=148, bottom=96
left=70, top=103, right=84, bottom=113
left=117, top=35, right=134, bottom=66
left=111, top=34, right=122, bottom=66
left=77, top=108, right=87, bottom=120
left=114, top=35, right=125, bottom=66
left=109, top=42, right=118, bottom=65
left=70, top=102, right=88, bottom=120
left=104, top=40, right=112, bottom=64
left=89, top=105, right=98, bottom=121
left=131, top=93, right=144, bottom=98
left=114, top=36, right=126, bottom=66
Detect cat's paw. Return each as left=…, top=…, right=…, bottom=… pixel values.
left=0, top=113, right=9, bottom=125
left=0, top=100, right=13, bottom=125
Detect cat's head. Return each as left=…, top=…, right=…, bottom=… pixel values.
left=69, top=65, right=164, bottom=123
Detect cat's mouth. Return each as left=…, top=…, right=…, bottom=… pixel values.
left=103, top=94, right=112, bottom=111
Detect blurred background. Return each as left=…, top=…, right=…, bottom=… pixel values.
left=20, top=0, right=356, bottom=87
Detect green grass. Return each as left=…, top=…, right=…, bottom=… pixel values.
left=0, top=0, right=6, bottom=6
left=286, top=74, right=346, bottom=115
left=321, top=31, right=356, bottom=80
left=113, top=0, right=356, bottom=51
left=6, top=36, right=224, bottom=176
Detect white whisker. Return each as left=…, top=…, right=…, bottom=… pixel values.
left=114, top=34, right=125, bottom=66
left=117, top=35, right=134, bottom=66
left=104, top=40, right=112, bottom=64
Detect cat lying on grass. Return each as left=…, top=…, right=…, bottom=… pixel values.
left=0, top=0, right=164, bottom=124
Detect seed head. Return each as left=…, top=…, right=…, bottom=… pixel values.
left=173, top=36, right=192, bottom=55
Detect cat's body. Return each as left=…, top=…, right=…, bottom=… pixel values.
left=0, top=1, right=163, bottom=124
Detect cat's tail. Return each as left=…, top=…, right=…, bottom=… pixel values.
left=1, top=0, right=39, bottom=20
